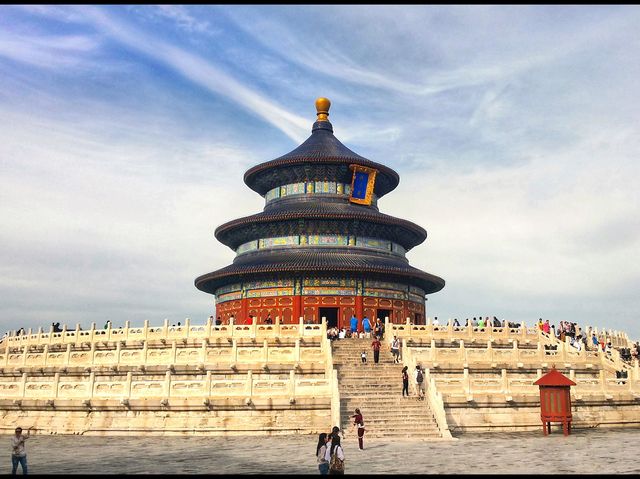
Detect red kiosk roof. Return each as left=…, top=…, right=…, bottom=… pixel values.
left=534, top=368, right=576, bottom=386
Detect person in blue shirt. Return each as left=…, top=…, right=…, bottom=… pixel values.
left=350, top=315, right=359, bottom=337
left=362, top=316, right=372, bottom=338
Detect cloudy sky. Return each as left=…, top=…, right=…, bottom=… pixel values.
left=1, top=5, right=639, bottom=338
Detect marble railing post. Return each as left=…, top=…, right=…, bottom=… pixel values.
left=184, top=318, right=191, bottom=338
left=171, top=340, right=177, bottom=364
left=163, top=319, right=169, bottom=340
left=43, top=344, right=49, bottom=366
left=246, top=370, right=253, bottom=402
left=53, top=372, right=60, bottom=399
left=90, top=322, right=96, bottom=343
left=124, top=321, right=130, bottom=340
left=321, top=316, right=327, bottom=338
left=105, top=322, right=112, bottom=341
left=521, top=321, right=527, bottom=340
left=64, top=343, right=72, bottom=367
left=20, top=372, right=27, bottom=398
left=384, top=317, right=390, bottom=339
left=143, top=320, right=149, bottom=341
left=231, top=339, right=238, bottom=363
left=89, top=342, right=95, bottom=366
left=200, top=339, right=208, bottom=364
left=205, top=370, right=212, bottom=397
left=275, top=316, right=281, bottom=337
left=164, top=370, right=172, bottom=398
left=501, top=369, right=509, bottom=394
left=289, top=369, right=296, bottom=401
left=331, top=369, right=340, bottom=429
left=263, top=339, right=269, bottom=364
left=205, top=317, right=212, bottom=337
left=298, top=316, right=304, bottom=337
left=21, top=345, right=28, bottom=366
left=430, top=339, right=436, bottom=362
left=125, top=371, right=132, bottom=398
left=88, top=372, right=95, bottom=399
left=295, top=339, right=301, bottom=363
left=487, top=340, right=493, bottom=363
left=463, top=368, right=471, bottom=399
left=115, top=341, right=122, bottom=366
left=459, top=340, right=465, bottom=363
left=251, top=318, right=257, bottom=340
left=599, top=370, right=607, bottom=393
left=142, top=340, right=148, bottom=364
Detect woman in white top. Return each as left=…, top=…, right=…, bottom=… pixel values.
left=316, top=432, right=330, bottom=475
left=325, top=434, right=345, bottom=475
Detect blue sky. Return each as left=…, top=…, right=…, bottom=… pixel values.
left=1, top=5, right=639, bottom=338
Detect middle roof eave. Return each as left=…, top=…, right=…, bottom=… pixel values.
left=214, top=201, right=428, bottom=251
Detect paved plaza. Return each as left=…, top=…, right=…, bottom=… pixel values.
left=5, top=427, right=640, bottom=474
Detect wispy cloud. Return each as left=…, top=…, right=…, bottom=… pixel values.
left=68, top=6, right=310, bottom=143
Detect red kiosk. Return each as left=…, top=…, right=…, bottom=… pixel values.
left=533, top=368, right=576, bottom=436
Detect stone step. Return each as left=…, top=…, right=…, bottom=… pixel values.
left=341, top=398, right=432, bottom=404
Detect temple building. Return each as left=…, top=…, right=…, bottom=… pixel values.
left=195, top=98, right=445, bottom=327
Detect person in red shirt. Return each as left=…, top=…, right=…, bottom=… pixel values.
left=371, top=337, right=381, bottom=364
left=351, top=408, right=365, bottom=450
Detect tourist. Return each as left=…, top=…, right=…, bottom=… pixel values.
left=373, top=319, right=382, bottom=339
left=391, top=336, right=400, bottom=363
left=338, top=328, right=346, bottom=340
left=361, top=350, right=367, bottom=363
left=264, top=314, right=273, bottom=325
left=379, top=319, right=385, bottom=340
left=11, top=426, right=30, bottom=475
left=330, top=425, right=343, bottom=441
left=542, top=320, right=550, bottom=335
left=415, top=365, right=425, bottom=400
left=228, top=314, right=235, bottom=325
left=215, top=316, right=222, bottom=328
left=453, top=318, right=460, bottom=328
left=538, top=318, right=544, bottom=331
left=326, top=434, right=345, bottom=474
left=432, top=316, right=439, bottom=326
left=351, top=408, right=365, bottom=450
left=349, top=315, right=358, bottom=337
left=371, top=336, right=381, bottom=364
left=316, top=432, right=330, bottom=475
left=477, top=317, right=485, bottom=330
left=471, top=317, right=477, bottom=327
left=402, top=365, right=410, bottom=397
left=362, top=316, right=372, bottom=338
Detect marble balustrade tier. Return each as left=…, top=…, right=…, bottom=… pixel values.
left=1, top=318, right=325, bottom=349
left=0, top=340, right=326, bottom=370
left=0, top=370, right=331, bottom=402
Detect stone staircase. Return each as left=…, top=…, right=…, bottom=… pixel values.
left=331, top=338, right=443, bottom=440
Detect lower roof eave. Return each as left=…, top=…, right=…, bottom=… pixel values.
left=194, top=268, right=445, bottom=296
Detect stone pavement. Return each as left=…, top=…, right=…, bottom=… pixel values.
left=5, top=428, right=640, bottom=474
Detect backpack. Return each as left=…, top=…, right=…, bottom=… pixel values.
left=416, top=369, right=424, bottom=383
left=329, top=447, right=344, bottom=473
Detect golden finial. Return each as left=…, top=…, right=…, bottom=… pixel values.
left=315, top=97, right=331, bottom=122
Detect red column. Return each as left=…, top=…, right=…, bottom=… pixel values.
left=355, top=295, right=363, bottom=324
left=240, top=298, right=248, bottom=324
left=293, top=296, right=302, bottom=324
